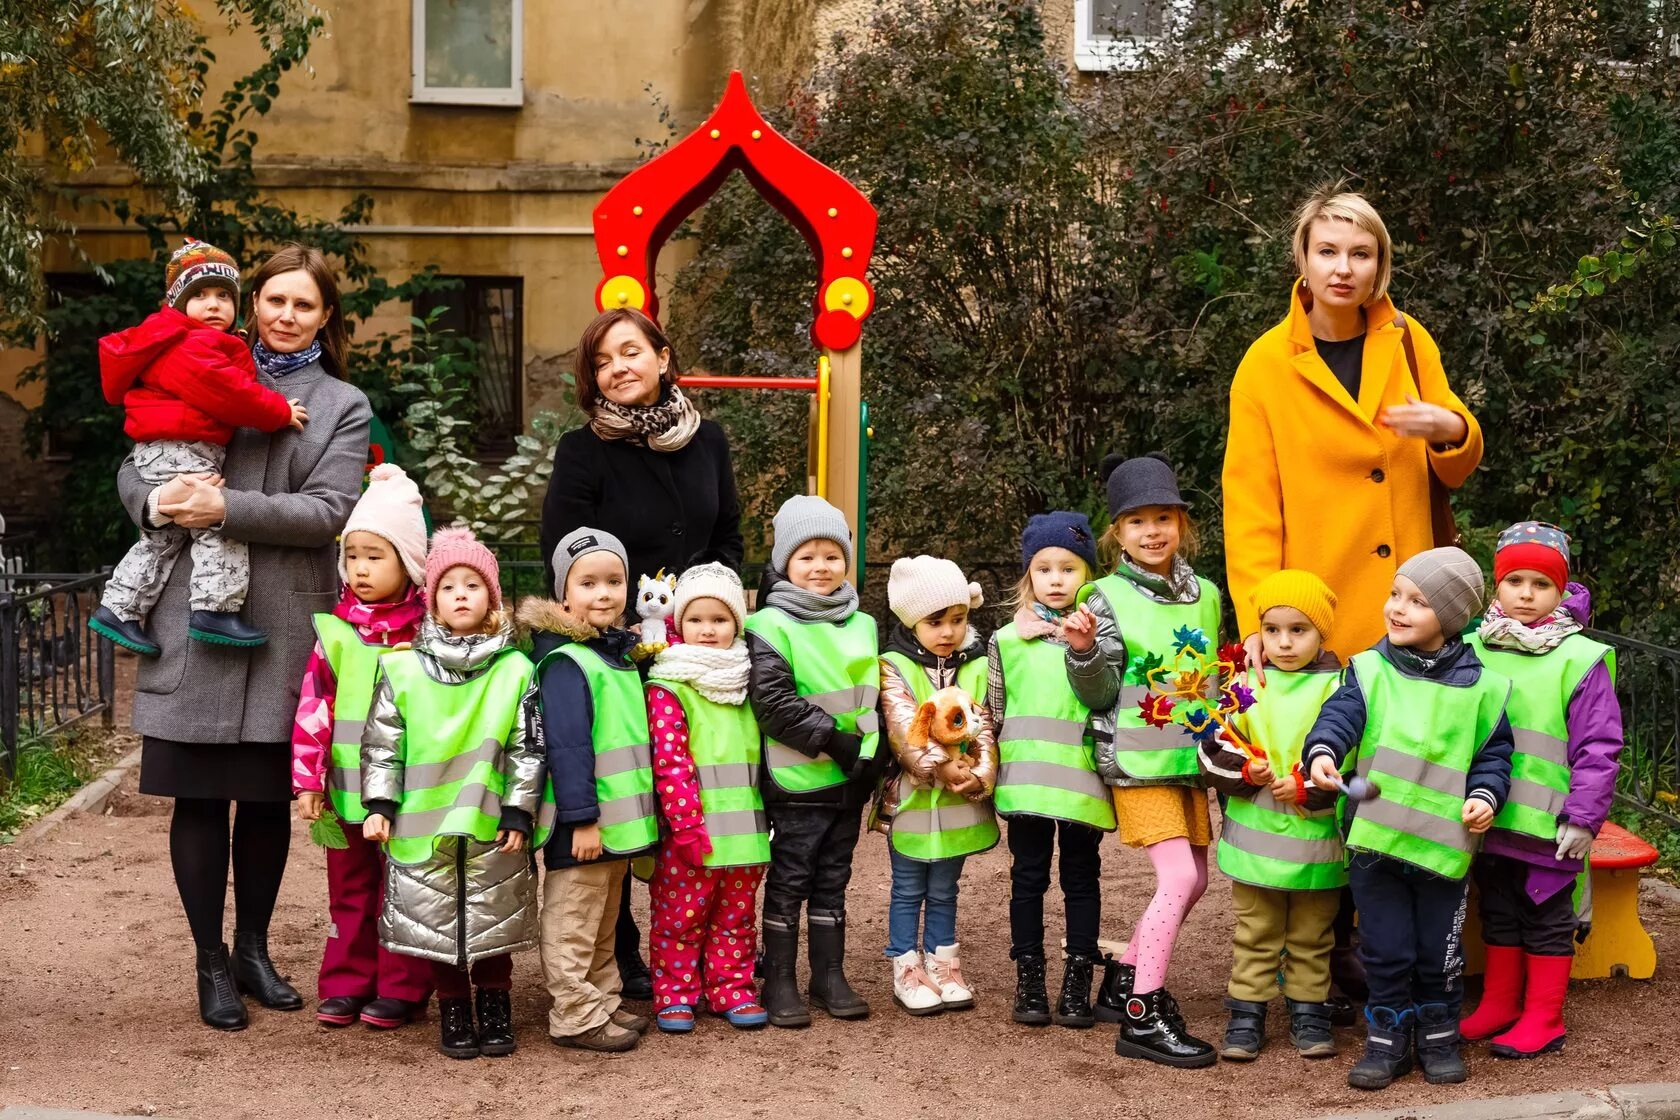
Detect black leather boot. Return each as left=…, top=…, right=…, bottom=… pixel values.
left=188, top=610, right=267, bottom=648
left=1347, top=1005, right=1414, bottom=1090
left=475, top=988, right=516, bottom=1057
left=618, top=952, right=654, bottom=1002
left=1415, top=1002, right=1467, bottom=1084
left=316, top=995, right=368, bottom=1027
left=1287, top=997, right=1337, bottom=1058
left=360, top=996, right=426, bottom=1029
left=437, top=997, right=479, bottom=1059
left=1012, top=951, right=1051, bottom=1026
left=1115, top=987, right=1217, bottom=1068
left=1327, top=991, right=1358, bottom=1026
left=1220, top=997, right=1267, bottom=1061
left=761, top=912, right=811, bottom=1029
left=196, top=943, right=249, bottom=1031
left=231, top=930, right=301, bottom=1010
left=88, top=606, right=160, bottom=657
left=806, top=909, right=869, bottom=1020
left=1095, top=955, right=1134, bottom=1024
left=1052, top=952, right=1096, bottom=1028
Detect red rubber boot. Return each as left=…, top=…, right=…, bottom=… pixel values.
left=1489, top=953, right=1571, bottom=1059
left=1460, top=944, right=1524, bottom=1040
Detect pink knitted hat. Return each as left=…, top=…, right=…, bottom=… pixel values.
left=340, top=464, right=428, bottom=586
left=424, top=526, right=503, bottom=611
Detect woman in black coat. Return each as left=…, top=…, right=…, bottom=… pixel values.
left=538, top=306, right=744, bottom=999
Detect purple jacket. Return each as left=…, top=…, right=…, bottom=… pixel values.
left=1481, top=585, right=1625, bottom=899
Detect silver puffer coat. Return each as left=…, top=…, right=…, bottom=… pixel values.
left=361, top=615, right=544, bottom=966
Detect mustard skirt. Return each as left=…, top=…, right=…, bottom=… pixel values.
left=1112, top=784, right=1212, bottom=848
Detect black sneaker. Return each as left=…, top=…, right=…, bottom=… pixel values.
left=1051, top=952, right=1096, bottom=1029
left=89, top=606, right=160, bottom=657
left=1095, top=956, right=1134, bottom=1024
left=1286, top=997, right=1337, bottom=1058
left=1220, top=997, right=1267, bottom=1061
left=1116, top=988, right=1216, bottom=1068
left=1011, top=951, right=1051, bottom=1026
left=188, top=610, right=267, bottom=648
left=1348, top=1005, right=1413, bottom=1090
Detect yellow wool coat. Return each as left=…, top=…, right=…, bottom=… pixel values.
left=1222, top=285, right=1483, bottom=655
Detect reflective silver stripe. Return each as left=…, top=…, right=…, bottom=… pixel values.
left=1512, top=727, right=1568, bottom=769
left=855, top=710, right=880, bottom=736
left=705, top=808, right=768, bottom=837
left=535, top=797, right=557, bottom=836
left=595, top=742, right=653, bottom=778
left=767, top=741, right=829, bottom=771
left=892, top=799, right=993, bottom=834
left=997, top=760, right=1110, bottom=799
left=330, top=719, right=366, bottom=747
left=391, top=782, right=504, bottom=838
left=1111, top=723, right=1191, bottom=751
left=1507, top=776, right=1567, bottom=818
left=598, top=790, right=658, bottom=827
left=328, top=766, right=362, bottom=796
left=695, top=763, right=756, bottom=790
left=1250, top=787, right=1335, bottom=819
left=806, top=685, right=879, bottom=715
left=999, top=716, right=1086, bottom=747
left=1355, top=797, right=1471, bottom=852
left=1222, top=815, right=1343, bottom=865
left=402, top=737, right=503, bottom=790
left=1369, top=746, right=1467, bottom=798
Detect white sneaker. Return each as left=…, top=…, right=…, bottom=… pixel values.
left=928, top=943, right=975, bottom=1010
left=890, top=950, right=944, bottom=1015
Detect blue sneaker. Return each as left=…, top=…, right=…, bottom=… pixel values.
left=656, top=1005, right=696, bottom=1033
left=724, top=1002, right=769, bottom=1029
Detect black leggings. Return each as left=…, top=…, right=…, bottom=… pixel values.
left=170, top=798, right=291, bottom=951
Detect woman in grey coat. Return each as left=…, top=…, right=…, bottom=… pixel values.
left=118, top=244, right=370, bottom=1031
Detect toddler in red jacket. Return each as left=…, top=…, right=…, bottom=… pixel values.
left=90, top=238, right=307, bottom=656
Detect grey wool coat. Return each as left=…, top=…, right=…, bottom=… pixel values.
left=118, top=359, right=371, bottom=745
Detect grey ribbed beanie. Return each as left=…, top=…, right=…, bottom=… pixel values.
left=770, top=494, right=852, bottom=572
left=1396, top=546, right=1486, bottom=637
left=552, top=526, right=629, bottom=599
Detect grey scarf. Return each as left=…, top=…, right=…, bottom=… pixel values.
left=763, top=579, right=859, bottom=624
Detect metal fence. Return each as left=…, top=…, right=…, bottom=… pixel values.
left=0, top=571, right=116, bottom=778
left=1590, top=628, right=1680, bottom=827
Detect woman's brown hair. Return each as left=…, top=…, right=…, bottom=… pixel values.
left=246, top=243, right=349, bottom=379
left=572, top=307, right=681, bottom=414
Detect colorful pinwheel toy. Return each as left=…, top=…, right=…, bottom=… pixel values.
left=1132, top=629, right=1262, bottom=758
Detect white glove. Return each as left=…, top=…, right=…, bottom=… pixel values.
left=1555, top=822, right=1593, bottom=861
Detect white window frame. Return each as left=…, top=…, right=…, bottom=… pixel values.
left=1074, top=0, right=1197, bottom=72
left=411, top=0, right=524, bottom=107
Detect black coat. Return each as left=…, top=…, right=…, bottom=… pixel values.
left=540, top=420, right=744, bottom=599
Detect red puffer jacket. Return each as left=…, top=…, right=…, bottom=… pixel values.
left=99, top=308, right=293, bottom=444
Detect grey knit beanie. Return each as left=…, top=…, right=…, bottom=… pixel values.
left=770, top=494, right=852, bottom=572
left=1396, top=546, right=1486, bottom=637
left=552, top=526, right=629, bottom=600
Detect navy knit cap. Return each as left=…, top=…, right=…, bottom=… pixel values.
left=1020, top=511, right=1099, bottom=573
left=1103, top=452, right=1186, bottom=518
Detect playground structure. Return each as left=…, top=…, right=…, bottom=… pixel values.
left=590, top=71, right=877, bottom=584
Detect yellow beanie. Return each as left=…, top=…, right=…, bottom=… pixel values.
left=1251, top=569, right=1337, bottom=643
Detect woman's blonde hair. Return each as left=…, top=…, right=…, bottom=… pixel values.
left=1097, top=510, right=1199, bottom=572
left=1291, top=188, right=1393, bottom=306
left=1004, top=559, right=1093, bottom=613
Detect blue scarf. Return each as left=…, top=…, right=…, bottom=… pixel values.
left=252, top=338, right=323, bottom=378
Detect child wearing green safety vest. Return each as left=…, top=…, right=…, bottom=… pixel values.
left=746, top=495, right=881, bottom=1029
left=1460, top=523, right=1623, bottom=1061
left=644, top=562, right=771, bottom=1034
left=291, top=463, right=434, bottom=1031
left=1306, top=546, right=1515, bottom=1092
left=874, top=555, right=998, bottom=1017
left=1066, top=453, right=1220, bottom=1068
left=519, top=527, right=659, bottom=1054
left=1199, top=569, right=1346, bottom=1063
left=987, top=512, right=1112, bottom=1031
left=359, top=527, right=543, bottom=1061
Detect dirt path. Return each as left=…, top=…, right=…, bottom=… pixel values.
left=2, top=770, right=1677, bottom=1120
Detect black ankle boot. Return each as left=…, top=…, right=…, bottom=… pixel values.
left=438, top=997, right=479, bottom=1059
left=1220, top=997, right=1267, bottom=1061
left=1012, top=951, right=1051, bottom=1025
left=230, top=930, right=301, bottom=1010
left=806, top=909, right=869, bottom=1020
left=1287, top=998, right=1337, bottom=1058
left=188, top=610, right=267, bottom=648
left=475, top=988, right=516, bottom=1057
left=1327, top=991, right=1358, bottom=1026
left=1095, top=956, right=1134, bottom=1024
left=89, top=606, right=160, bottom=657
left=761, top=913, right=810, bottom=1029
left=618, top=954, right=654, bottom=1002
left=1414, top=1002, right=1467, bottom=1084
left=1348, top=1005, right=1414, bottom=1090
left=1116, top=988, right=1216, bottom=1068
left=1052, top=952, right=1096, bottom=1028
left=196, top=943, right=249, bottom=1031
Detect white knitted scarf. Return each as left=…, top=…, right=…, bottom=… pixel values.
left=649, top=639, right=751, bottom=706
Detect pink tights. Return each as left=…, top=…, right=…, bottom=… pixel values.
left=1117, top=838, right=1209, bottom=994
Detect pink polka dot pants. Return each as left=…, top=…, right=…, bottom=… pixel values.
left=649, top=838, right=764, bottom=1012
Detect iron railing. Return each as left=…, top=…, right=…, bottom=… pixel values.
left=1590, top=627, right=1680, bottom=827
left=0, top=571, right=116, bottom=778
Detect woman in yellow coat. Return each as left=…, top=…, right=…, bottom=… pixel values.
left=1223, top=190, right=1483, bottom=662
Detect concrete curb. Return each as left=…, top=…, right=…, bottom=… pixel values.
left=1311, top=1083, right=1680, bottom=1120
left=13, top=745, right=142, bottom=846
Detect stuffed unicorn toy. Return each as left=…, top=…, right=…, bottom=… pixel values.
left=636, top=570, right=678, bottom=650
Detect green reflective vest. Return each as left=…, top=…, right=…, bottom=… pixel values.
left=379, top=647, right=535, bottom=866
left=743, top=607, right=880, bottom=794
left=645, top=675, right=770, bottom=868
left=1468, top=632, right=1615, bottom=843
left=992, top=624, right=1117, bottom=831
left=880, top=652, right=1000, bottom=861
left=1343, top=649, right=1512, bottom=880
left=313, top=613, right=385, bottom=823
left=1216, top=666, right=1346, bottom=891
left=1082, top=573, right=1223, bottom=782
left=537, top=645, right=659, bottom=857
